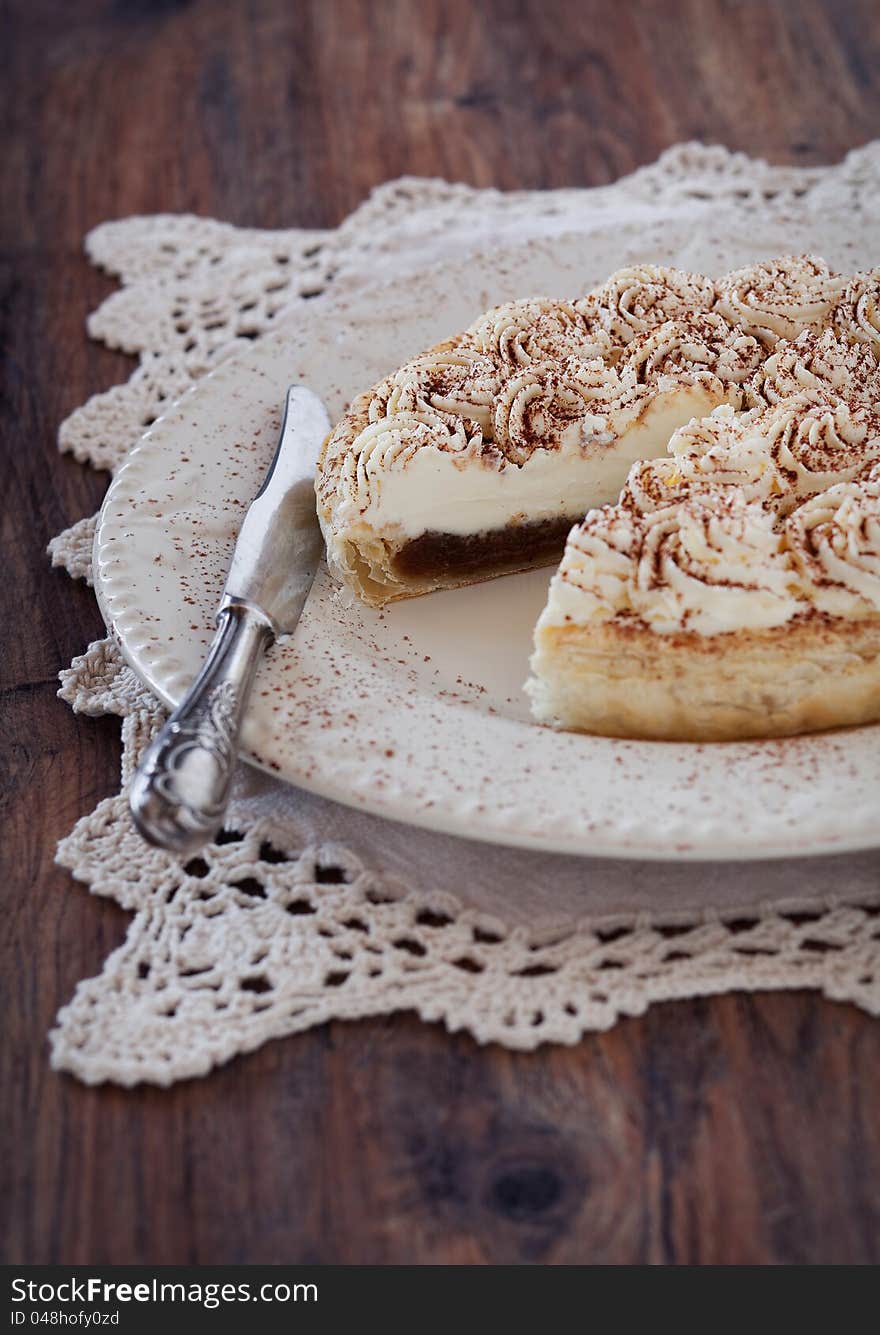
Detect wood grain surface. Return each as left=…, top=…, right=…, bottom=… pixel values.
left=3, top=0, right=880, bottom=1265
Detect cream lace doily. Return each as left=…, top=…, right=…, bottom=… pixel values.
left=50, top=143, right=880, bottom=1086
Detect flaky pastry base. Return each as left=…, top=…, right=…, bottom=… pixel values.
left=325, top=525, right=564, bottom=607
left=528, top=615, right=880, bottom=741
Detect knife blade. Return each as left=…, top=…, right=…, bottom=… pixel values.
left=129, top=384, right=331, bottom=856
left=223, top=384, right=330, bottom=634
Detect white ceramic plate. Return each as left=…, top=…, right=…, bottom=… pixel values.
left=95, top=230, right=880, bottom=860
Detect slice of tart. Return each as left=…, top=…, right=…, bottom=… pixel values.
left=317, top=251, right=880, bottom=743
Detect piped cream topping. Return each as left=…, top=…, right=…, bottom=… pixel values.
left=319, top=256, right=880, bottom=628
left=746, top=327, right=880, bottom=412
left=715, top=255, right=847, bottom=345
left=577, top=264, right=717, bottom=346
left=318, top=265, right=747, bottom=541
left=622, top=410, right=784, bottom=516
left=543, top=489, right=803, bottom=634
left=490, top=356, right=626, bottom=465
left=542, top=389, right=880, bottom=636
left=787, top=462, right=880, bottom=618
left=467, top=299, right=614, bottom=367
left=667, top=395, right=880, bottom=510
left=831, top=268, right=880, bottom=353
left=618, top=313, right=765, bottom=403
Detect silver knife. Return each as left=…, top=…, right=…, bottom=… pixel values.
left=129, top=384, right=331, bottom=856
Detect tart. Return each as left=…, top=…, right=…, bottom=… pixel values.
left=317, top=254, right=880, bottom=740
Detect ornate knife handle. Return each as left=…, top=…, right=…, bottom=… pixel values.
left=129, top=602, right=273, bottom=857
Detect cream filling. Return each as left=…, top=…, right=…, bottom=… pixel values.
left=338, top=385, right=725, bottom=541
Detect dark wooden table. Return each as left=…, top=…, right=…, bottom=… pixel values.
left=4, top=0, right=880, bottom=1265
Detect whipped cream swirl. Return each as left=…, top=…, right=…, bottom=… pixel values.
left=546, top=506, right=638, bottom=623
left=370, top=345, right=500, bottom=437
left=664, top=393, right=880, bottom=509
left=619, top=313, right=765, bottom=400
left=550, top=488, right=801, bottom=634
left=715, top=254, right=846, bottom=345
left=787, top=463, right=880, bottom=617
left=491, top=356, right=624, bottom=465
left=741, top=397, right=880, bottom=503
left=746, top=328, right=880, bottom=412
left=340, top=409, right=482, bottom=510
left=831, top=268, right=880, bottom=353
left=619, top=456, right=704, bottom=516
left=624, top=421, right=782, bottom=516
left=630, top=491, right=801, bottom=633
left=578, top=265, right=717, bottom=347
left=468, top=299, right=613, bottom=366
